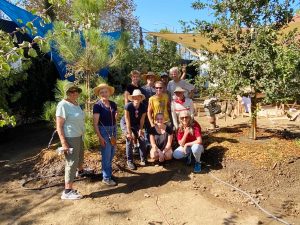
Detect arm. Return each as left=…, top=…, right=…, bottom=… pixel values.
left=171, top=101, right=178, bottom=129
left=190, top=100, right=195, bottom=119
left=139, top=112, right=146, bottom=137
left=178, top=129, right=189, bottom=147
left=124, top=110, right=133, bottom=140
left=56, top=116, right=69, bottom=150
left=180, top=64, right=187, bottom=80
left=93, top=113, right=106, bottom=147
left=124, top=91, right=130, bottom=104
left=163, top=134, right=173, bottom=152
left=150, top=133, right=159, bottom=150
left=184, top=136, right=202, bottom=147
left=148, top=101, right=155, bottom=127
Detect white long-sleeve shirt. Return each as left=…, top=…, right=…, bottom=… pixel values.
left=171, top=98, right=194, bottom=129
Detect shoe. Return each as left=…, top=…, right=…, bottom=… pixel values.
left=102, top=179, right=117, bottom=186
left=140, top=160, right=147, bottom=166
left=76, top=169, right=94, bottom=178
left=127, top=161, right=137, bottom=170
left=61, top=189, right=83, bottom=200
left=194, top=162, right=201, bottom=173
left=186, top=153, right=192, bottom=166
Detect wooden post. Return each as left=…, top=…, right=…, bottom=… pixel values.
left=249, top=94, right=257, bottom=140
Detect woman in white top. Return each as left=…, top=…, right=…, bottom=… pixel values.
left=171, top=86, right=194, bottom=130
left=56, top=82, right=85, bottom=200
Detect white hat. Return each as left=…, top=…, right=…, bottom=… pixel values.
left=128, top=89, right=146, bottom=101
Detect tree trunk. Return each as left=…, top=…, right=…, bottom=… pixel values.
left=43, top=0, right=56, bottom=21
left=85, top=72, right=91, bottom=114
left=249, top=94, right=257, bottom=140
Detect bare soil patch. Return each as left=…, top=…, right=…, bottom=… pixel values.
left=0, top=118, right=299, bottom=225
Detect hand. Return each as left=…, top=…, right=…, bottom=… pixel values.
left=99, top=136, right=106, bottom=147
left=138, top=129, right=144, bottom=138
left=184, top=127, right=190, bottom=135
left=158, top=151, right=165, bottom=162
left=126, top=132, right=133, bottom=141
left=182, top=64, right=187, bottom=73
left=183, top=144, right=188, bottom=154
left=61, top=142, right=70, bottom=154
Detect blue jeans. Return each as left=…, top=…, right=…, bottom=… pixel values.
left=126, top=126, right=147, bottom=162
left=173, top=144, right=204, bottom=163
left=99, top=126, right=116, bottom=181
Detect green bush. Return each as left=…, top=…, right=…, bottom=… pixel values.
left=83, top=115, right=99, bottom=150
left=42, top=101, right=57, bottom=127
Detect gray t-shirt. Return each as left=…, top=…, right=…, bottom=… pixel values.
left=56, top=99, right=85, bottom=137
left=167, top=80, right=194, bottom=99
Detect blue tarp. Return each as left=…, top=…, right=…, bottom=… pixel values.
left=0, top=0, right=121, bottom=80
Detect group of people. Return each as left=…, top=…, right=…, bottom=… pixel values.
left=56, top=67, right=205, bottom=200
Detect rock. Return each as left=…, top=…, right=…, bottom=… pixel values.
left=126, top=217, right=130, bottom=221
left=214, top=194, right=219, bottom=197
left=144, top=193, right=150, bottom=198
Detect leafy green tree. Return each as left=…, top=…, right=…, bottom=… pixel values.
left=188, top=0, right=300, bottom=139
left=47, top=0, right=129, bottom=112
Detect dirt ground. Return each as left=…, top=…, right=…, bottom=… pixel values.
left=0, top=115, right=300, bottom=225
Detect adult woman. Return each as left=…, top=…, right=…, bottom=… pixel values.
left=171, top=86, right=194, bottom=130
left=93, top=83, right=118, bottom=186
left=148, top=81, right=171, bottom=127
left=173, top=111, right=204, bottom=173
left=124, top=89, right=147, bottom=170
left=56, top=82, right=85, bottom=200
left=149, top=113, right=173, bottom=162
left=167, top=67, right=194, bottom=100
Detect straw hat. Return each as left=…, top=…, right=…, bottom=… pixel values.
left=174, top=86, right=186, bottom=93
left=178, top=110, right=191, bottom=118
left=128, top=89, right=146, bottom=101
left=64, top=82, right=82, bottom=94
left=142, top=71, right=159, bottom=81
left=94, top=83, right=115, bottom=96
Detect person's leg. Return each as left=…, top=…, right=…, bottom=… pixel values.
left=191, top=144, right=204, bottom=163
left=99, top=127, right=113, bottom=181
left=61, top=137, right=83, bottom=199
left=150, top=148, right=159, bottom=161
left=138, top=136, right=147, bottom=162
left=64, top=137, right=81, bottom=189
left=77, top=137, right=84, bottom=171
left=173, top=146, right=188, bottom=159
left=164, top=149, right=173, bottom=161
left=126, top=136, right=134, bottom=162
left=191, top=144, right=204, bottom=173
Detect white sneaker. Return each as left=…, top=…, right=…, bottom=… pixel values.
left=102, top=179, right=117, bottom=186
left=61, top=190, right=83, bottom=200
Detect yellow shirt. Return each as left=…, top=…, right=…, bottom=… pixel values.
left=148, top=93, right=170, bottom=123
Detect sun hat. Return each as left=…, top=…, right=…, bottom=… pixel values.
left=178, top=110, right=191, bottom=118
left=128, top=89, right=146, bottom=101
left=174, top=86, right=186, bottom=93
left=94, top=83, right=115, bottom=96
left=142, top=71, right=159, bottom=81
left=64, top=82, right=82, bottom=94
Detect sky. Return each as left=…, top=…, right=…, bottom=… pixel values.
left=134, top=0, right=299, bottom=33
left=134, top=0, right=212, bottom=33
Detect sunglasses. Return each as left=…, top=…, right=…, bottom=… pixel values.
left=135, top=109, right=139, bottom=118
left=180, top=116, right=190, bottom=120
left=155, top=87, right=163, bottom=89
left=68, top=90, right=79, bottom=93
